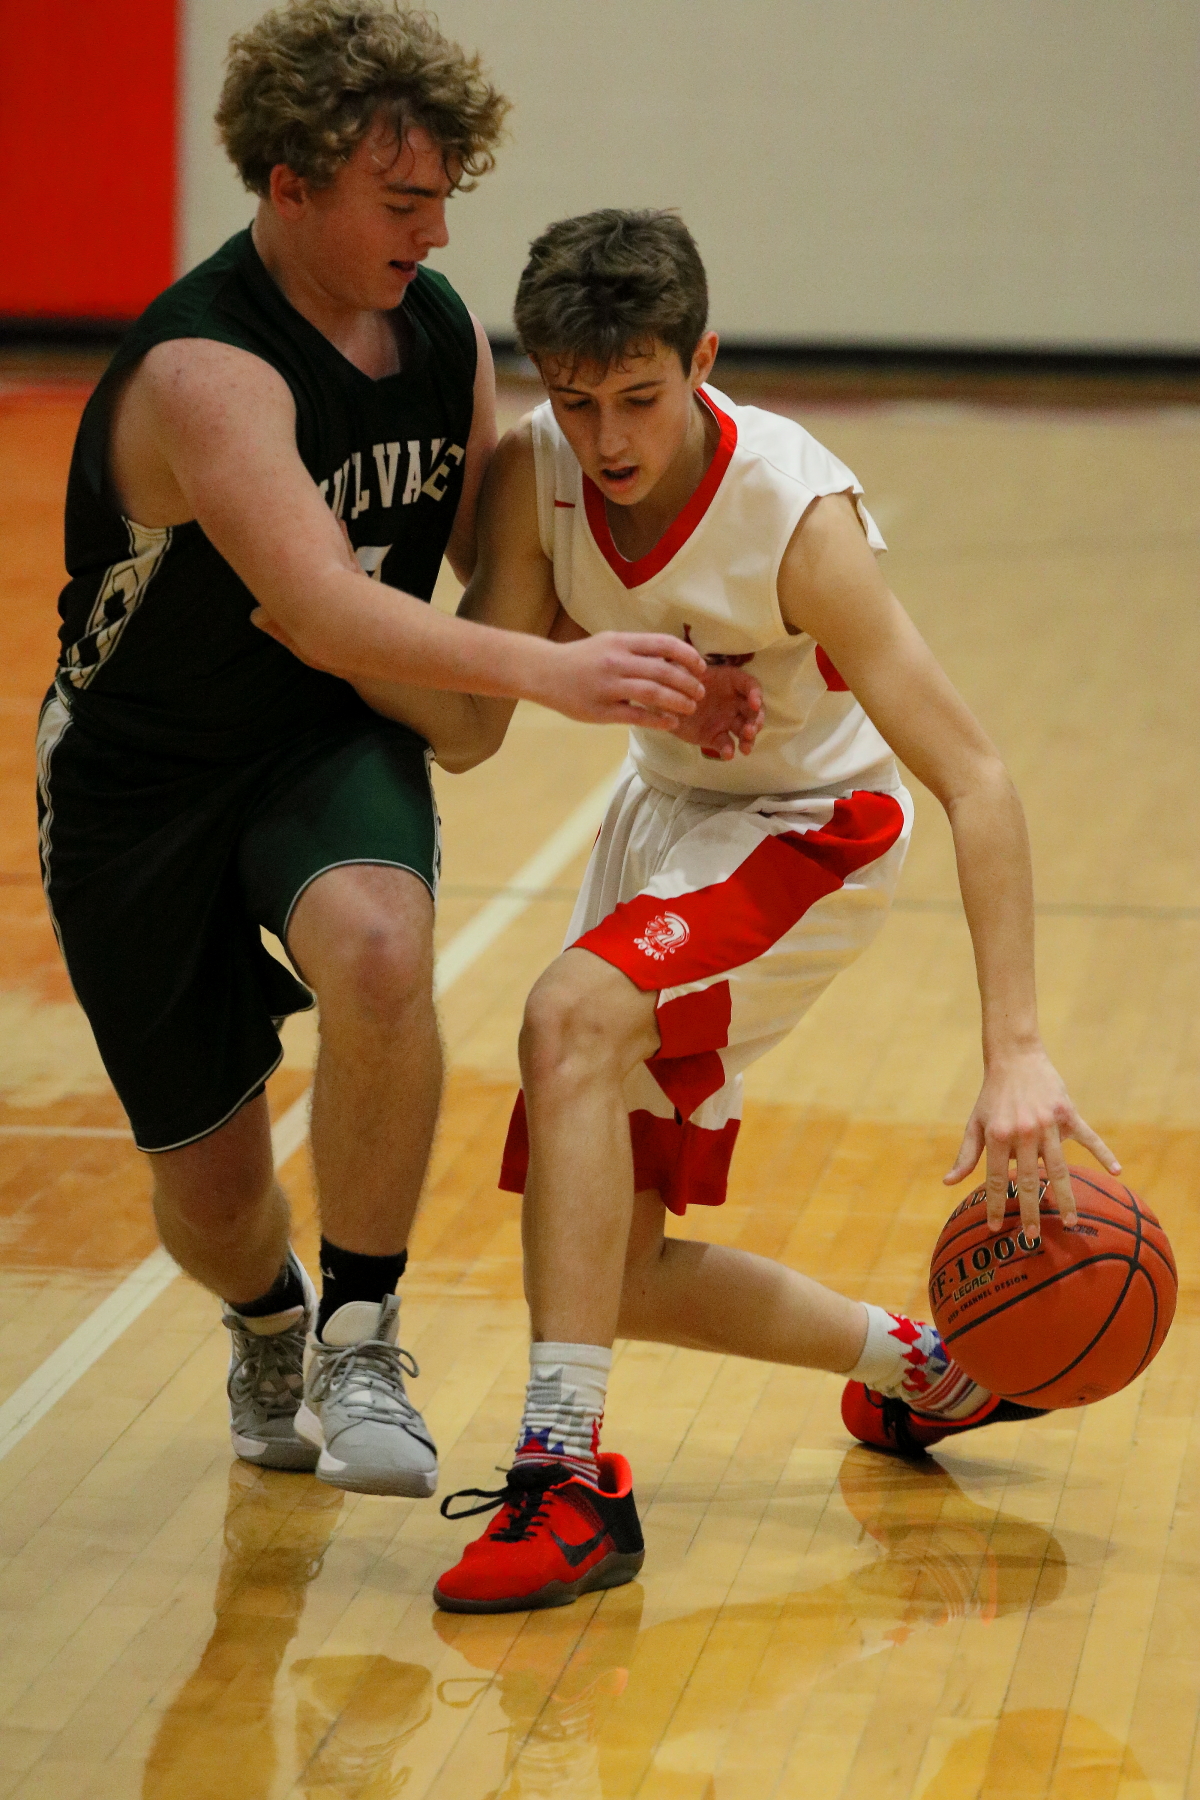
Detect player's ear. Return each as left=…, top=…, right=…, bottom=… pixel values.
left=269, top=163, right=311, bottom=218
left=689, top=331, right=719, bottom=390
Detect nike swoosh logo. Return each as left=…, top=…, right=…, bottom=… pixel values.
left=552, top=1526, right=609, bottom=1568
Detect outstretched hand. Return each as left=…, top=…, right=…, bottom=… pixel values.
left=945, top=1046, right=1120, bottom=1242
left=672, top=664, right=766, bottom=760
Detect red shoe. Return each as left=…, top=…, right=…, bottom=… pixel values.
left=433, top=1454, right=645, bottom=1614
left=841, top=1383, right=1048, bottom=1458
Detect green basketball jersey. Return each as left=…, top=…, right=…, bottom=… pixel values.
left=55, top=229, right=476, bottom=759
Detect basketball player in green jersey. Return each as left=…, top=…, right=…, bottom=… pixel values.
left=38, top=4, right=745, bottom=1499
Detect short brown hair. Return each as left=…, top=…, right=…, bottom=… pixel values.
left=217, top=0, right=509, bottom=195
left=513, top=210, right=709, bottom=374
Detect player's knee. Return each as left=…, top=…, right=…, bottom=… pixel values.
left=519, top=968, right=628, bottom=1089
left=315, top=916, right=431, bottom=1022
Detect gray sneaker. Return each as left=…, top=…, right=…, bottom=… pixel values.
left=295, top=1294, right=438, bottom=1497
left=222, top=1250, right=320, bottom=1472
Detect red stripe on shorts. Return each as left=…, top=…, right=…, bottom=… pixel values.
left=575, top=789, right=904, bottom=992
left=498, top=1090, right=740, bottom=1215
left=628, top=1109, right=740, bottom=1214
left=647, top=982, right=731, bottom=1117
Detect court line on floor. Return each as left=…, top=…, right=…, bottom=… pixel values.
left=0, top=767, right=619, bottom=1465
left=0, top=1125, right=133, bottom=1138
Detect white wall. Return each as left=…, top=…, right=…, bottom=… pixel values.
left=183, top=1, right=1200, bottom=351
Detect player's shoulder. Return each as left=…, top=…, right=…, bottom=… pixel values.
left=710, top=386, right=860, bottom=499
left=113, top=338, right=295, bottom=473
left=106, top=231, right=293, bottom=429
left=135, top=336, right=292, bottom=419
left=495, top=410, right=538, bottom=462
left=485, top=413, right=539, bottom=495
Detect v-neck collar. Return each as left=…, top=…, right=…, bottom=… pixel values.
left=582, top=388, right=737, bottom=589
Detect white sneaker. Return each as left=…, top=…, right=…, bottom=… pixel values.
left=296, top=1294, right=438, bottom=1497
left=222, top=1250, right=319, bottom=1472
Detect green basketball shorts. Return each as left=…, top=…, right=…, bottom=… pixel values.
left=36, top=695, right=440, bottom=1152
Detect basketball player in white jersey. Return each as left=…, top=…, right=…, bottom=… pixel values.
left=259, top=209, right=1118, bottom=1612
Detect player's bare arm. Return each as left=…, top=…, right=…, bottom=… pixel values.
left=108, top=337, right=708, bottom=727
left=440, top=314, right=498, bottom=585
left=354, top=419, right=768, bottom=770
left=351, top=419, right=557, bottom=768
left=777, top=492, right=1119, bottom=1236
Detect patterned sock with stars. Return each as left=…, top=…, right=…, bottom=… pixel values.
left=513, top=1342, right=611, bottom=1485
left=848, top=1304, right=990, bottom=1420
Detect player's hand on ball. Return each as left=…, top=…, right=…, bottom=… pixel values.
left=944, top=1047, right=1120, bottom=1242
left=671, top=665, right=766, bottom=760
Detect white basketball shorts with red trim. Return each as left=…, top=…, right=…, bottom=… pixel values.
left=500, top=763, right=913, bottom=1214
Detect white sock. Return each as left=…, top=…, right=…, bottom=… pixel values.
left=847, top=1304, right=990, bottom=1420
left=514, top=1342, right=611, bottom=1483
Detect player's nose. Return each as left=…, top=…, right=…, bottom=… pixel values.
left=418, top=203, right=450, bottom=251
left=596, top=413, right=629, bottom=460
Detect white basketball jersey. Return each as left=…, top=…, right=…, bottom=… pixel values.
left=531, top=384, right=898, bottom=796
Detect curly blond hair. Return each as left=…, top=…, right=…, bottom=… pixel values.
left=217, top=1, right=509, bottom=195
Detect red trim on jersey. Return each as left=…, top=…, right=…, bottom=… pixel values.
left=815, top=644, right=849, bottom=691
left=575, top=791, right=905, bottom=993
left=581, top=389, right=738, bottom=589
left=499, top=1090, right=740, bottom=1214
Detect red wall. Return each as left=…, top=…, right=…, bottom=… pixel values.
left=0, top=0, right=177, bottom=319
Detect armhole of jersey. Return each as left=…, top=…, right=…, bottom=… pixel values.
left=770, top=487, right=822, bottom=637
left=770, top=481, right=889, bottom=641
left=855, top=496, right=887, bottom=554
left=530, top=406, right=556, bottom=561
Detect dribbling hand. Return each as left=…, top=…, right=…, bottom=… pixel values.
left=944, top=1046, right=1120, bottom=1243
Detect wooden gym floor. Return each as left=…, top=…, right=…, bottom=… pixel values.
left=0, top=360, right=1197, bottom=1800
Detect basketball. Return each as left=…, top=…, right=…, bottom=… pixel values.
left=928, top=1168, right=1177, bottom=1409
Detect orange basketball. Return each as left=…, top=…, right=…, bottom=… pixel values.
left=928, top=1167, right=1176, bottom=1409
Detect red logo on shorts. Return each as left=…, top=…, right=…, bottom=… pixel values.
left=634, top=911, right=691, bottom=961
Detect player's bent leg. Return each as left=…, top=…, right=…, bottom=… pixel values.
left=617, top=1187, right=868, bottom=1370
left=616, top=1192, right=1036, bottom=1456
left=284, top=863, right=440, bottom=1497
left=151, top=1093, right=318, bottom=1472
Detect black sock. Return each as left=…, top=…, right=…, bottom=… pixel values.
left=229, top=1252, right=305, bottom=1319
left=317, top=1238, right=408, bottom=1338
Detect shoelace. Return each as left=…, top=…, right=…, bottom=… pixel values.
left=439, top=1461, right=567, bottom=1533
left=224, top=1316, right=304, bottom=1417
left=309, top=1338, right=429, bottom=1436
